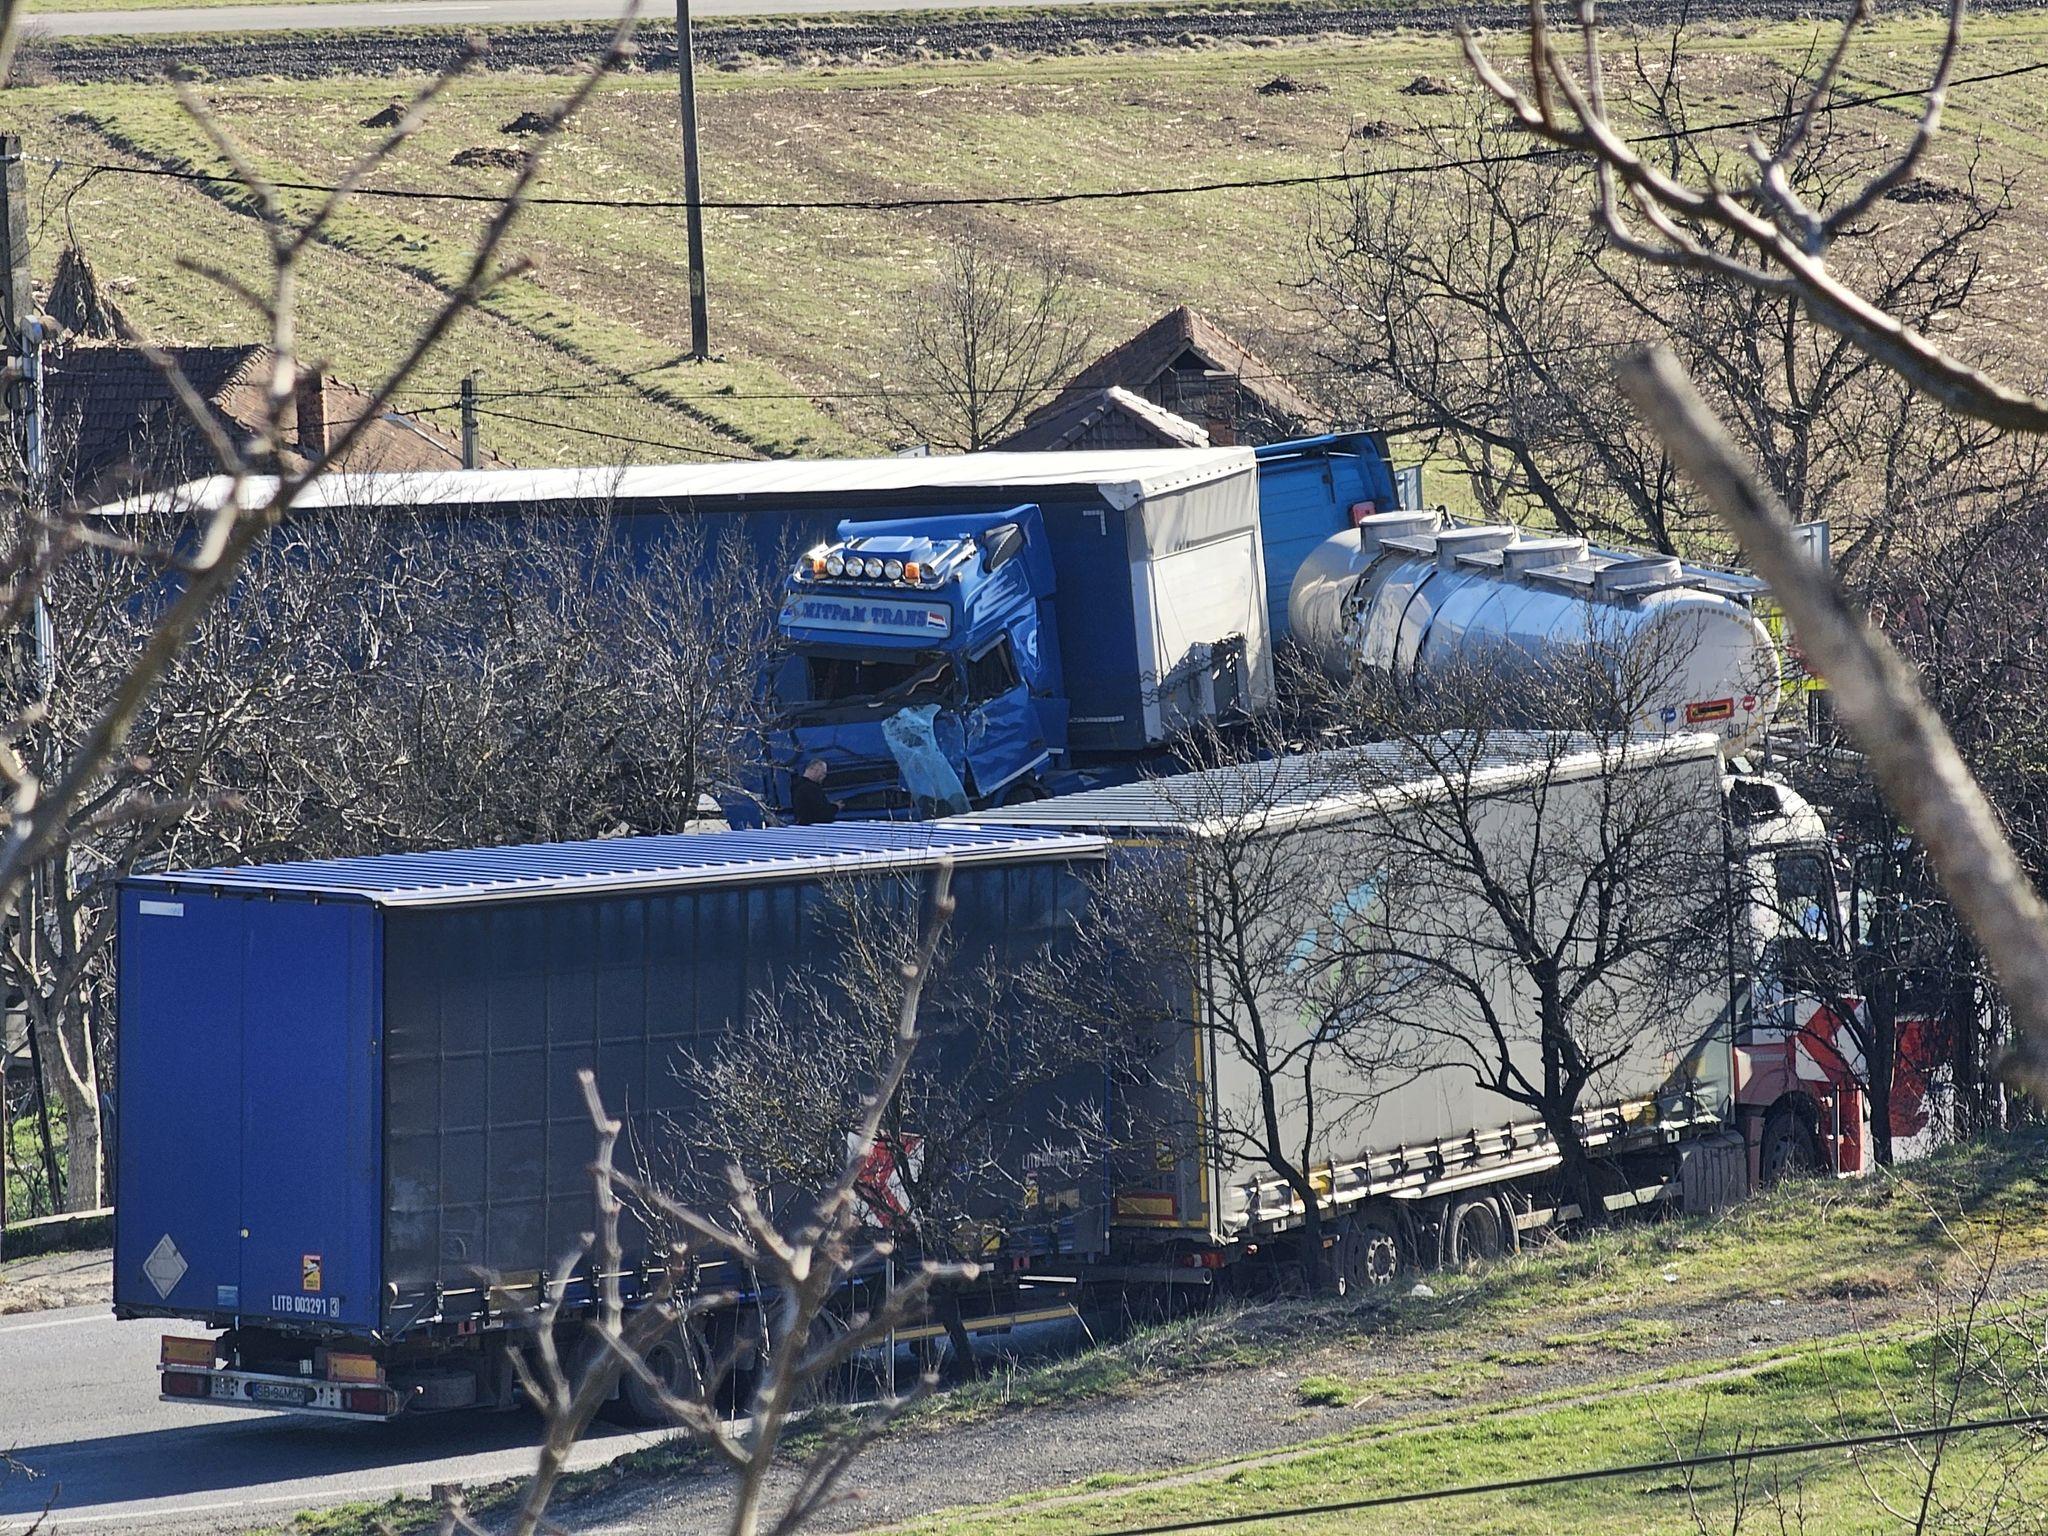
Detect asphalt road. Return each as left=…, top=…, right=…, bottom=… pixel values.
left=33, top=0, right=1155, bottom=37
left=0, top=1303, right=664, bottom=1533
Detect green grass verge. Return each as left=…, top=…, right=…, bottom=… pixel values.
left=4, top=1102, right=69, bottom=1224
left=905, top=1333, right=2048, bottom=1536
left=278, top=1130, right=2048, bottom=1536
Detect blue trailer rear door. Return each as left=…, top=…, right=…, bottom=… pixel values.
left=116, top=890, right=382, bottom=1332
left=235, top=899, right=382, bottom=1331
left=116, top=890, right=248, bottom=1319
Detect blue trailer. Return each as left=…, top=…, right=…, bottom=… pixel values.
left=769, top=433, right=1399, bottom=817
left=115, top=821, right=1107, bottom=1420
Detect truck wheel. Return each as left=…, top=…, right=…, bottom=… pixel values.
left=1333, top=1214, right=1402, bottom=1294
left=1759, top=1104, right=1822, bottom=1186
left=1445, top=1197, right=1511, bottom=1268
left=608, top=1326, right=707, bottom=1427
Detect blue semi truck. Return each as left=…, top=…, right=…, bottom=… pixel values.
left=116, top=821, right=1113, bottom=1421
left=112, top=437, right=1399, bottom=823
left=768, top=434, right=1400, bottom=817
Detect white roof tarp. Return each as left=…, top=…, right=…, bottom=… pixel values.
left=87, top=447, right=1258, bottom=521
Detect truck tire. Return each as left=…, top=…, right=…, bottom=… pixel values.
left=1333, top=1212, right=1403, bottom=1294
left=1759, top=1103, right=1822, bottom=1186
left=1444, top=1196, right=1512, bottom=1268
left=609, top=1326, right=707, bottom=1427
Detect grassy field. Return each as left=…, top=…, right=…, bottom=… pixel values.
left=287, top=1129, right=2048, bottom=1536
left=906, top=1337, right=2048, bottom=1536
left=13, top=9, right=2048, bottom=468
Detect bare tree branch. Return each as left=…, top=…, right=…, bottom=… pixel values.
left=1615, top=345, right=2048, bottom=1093
left=1461, top=0, right=2048, bottom=434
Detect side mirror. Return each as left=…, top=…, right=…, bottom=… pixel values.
left=980, top=523, right=1025, bottom=572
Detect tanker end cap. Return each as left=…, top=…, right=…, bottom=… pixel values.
left=1288, top=528, right=1391, bottom=676
left=1635, top=595, right=1785, bottom=757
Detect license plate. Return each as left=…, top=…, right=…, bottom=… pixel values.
left=252, top=1381, right=314, bottom=1407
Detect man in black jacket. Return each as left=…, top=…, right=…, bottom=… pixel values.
left=790, top=758, right=837, bottom=825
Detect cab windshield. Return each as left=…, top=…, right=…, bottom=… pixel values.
left=800, top=652, right=955, bottom=710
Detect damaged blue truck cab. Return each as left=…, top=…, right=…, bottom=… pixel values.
left=768, top=435, right=1401, bottom=818
left=774, top=507, right=1066, bottom=815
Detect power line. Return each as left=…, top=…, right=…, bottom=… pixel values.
left=449, top=401, right=766, bottom=460
left=32, top=57, right=2047, bottom=215
left=1078, top=1410, right=2048, bottom=1535
left=394, top=338, right=1633, bottom=411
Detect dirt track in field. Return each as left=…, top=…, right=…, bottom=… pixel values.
left=38, top=0, right=2037, bottom=81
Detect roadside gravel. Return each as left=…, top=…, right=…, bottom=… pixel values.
left=0, top=1244, right=111, bottom=1316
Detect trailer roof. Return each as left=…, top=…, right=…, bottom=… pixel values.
left=127, top=822, right=1107, bottom=908
left=87, top=447, right=1256, bottom=521
left=955, top=731, right=1724, bottom=837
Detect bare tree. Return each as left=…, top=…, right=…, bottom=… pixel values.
left=1051, top=732, right=1422, bottom=1295
left=685, top=868, right=1132, bottom=1376
left=439, top=866, right=973, bottom=1536
left=1300, top=56, right=2023, bottom=570
left=1300, top=111, right=1662, bottom=543
left=884, top=238, right=1090, bottom=452
left=3, top=493, right=781, bottom=1215
left=1619, top=348, right=2048, bottom=1096
left=0, top=18, right=633, bottom=1212
left=1306, top=638, right=1734, bottom=1213
left=1415, top=0, right=2048, bottom=1094
left=1461, top=0, right=2048, bottom=437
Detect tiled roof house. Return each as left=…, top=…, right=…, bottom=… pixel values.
left=48, top=342, right=498, bottom=506
left=1000, top=306, right=1321, bottom=451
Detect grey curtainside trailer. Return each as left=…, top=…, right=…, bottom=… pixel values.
left=961, top=732, right=1783, bottom=1287
left=116, top=821, right=1108, bottom=1419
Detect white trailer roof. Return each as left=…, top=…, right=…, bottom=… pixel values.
left=955, top=731, right=1725, bottom=839
left=129, top=822, right=1107, bottom=909
left=87, top=447, right=1257, bottom=521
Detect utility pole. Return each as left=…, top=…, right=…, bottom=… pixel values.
left=675, top=0, right=709, bottom=361
left=460, top=372, right=479, bottom=470
left=0, top=135, right=47, bottom=687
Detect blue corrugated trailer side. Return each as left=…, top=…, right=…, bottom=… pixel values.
left=116, top=821, right=1108, bottom=1421
left=1252, top=432, right=1401, bottom=644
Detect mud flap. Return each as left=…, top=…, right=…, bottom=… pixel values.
left=1675, top=1130, right=1748, bottom=1213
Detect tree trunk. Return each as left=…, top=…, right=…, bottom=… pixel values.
left=1947, top=935, right=1986, bottom=1138
left=938, top=1289, right=981, bottom=1383
left=1866, top=983, right=1897, bottom=1167
left=33, top=1001, right=102, bottom=1211
left=1549, top=1129, right=1598, bottom=1226
left=1294, top=1187, right=1331, bottom=1295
